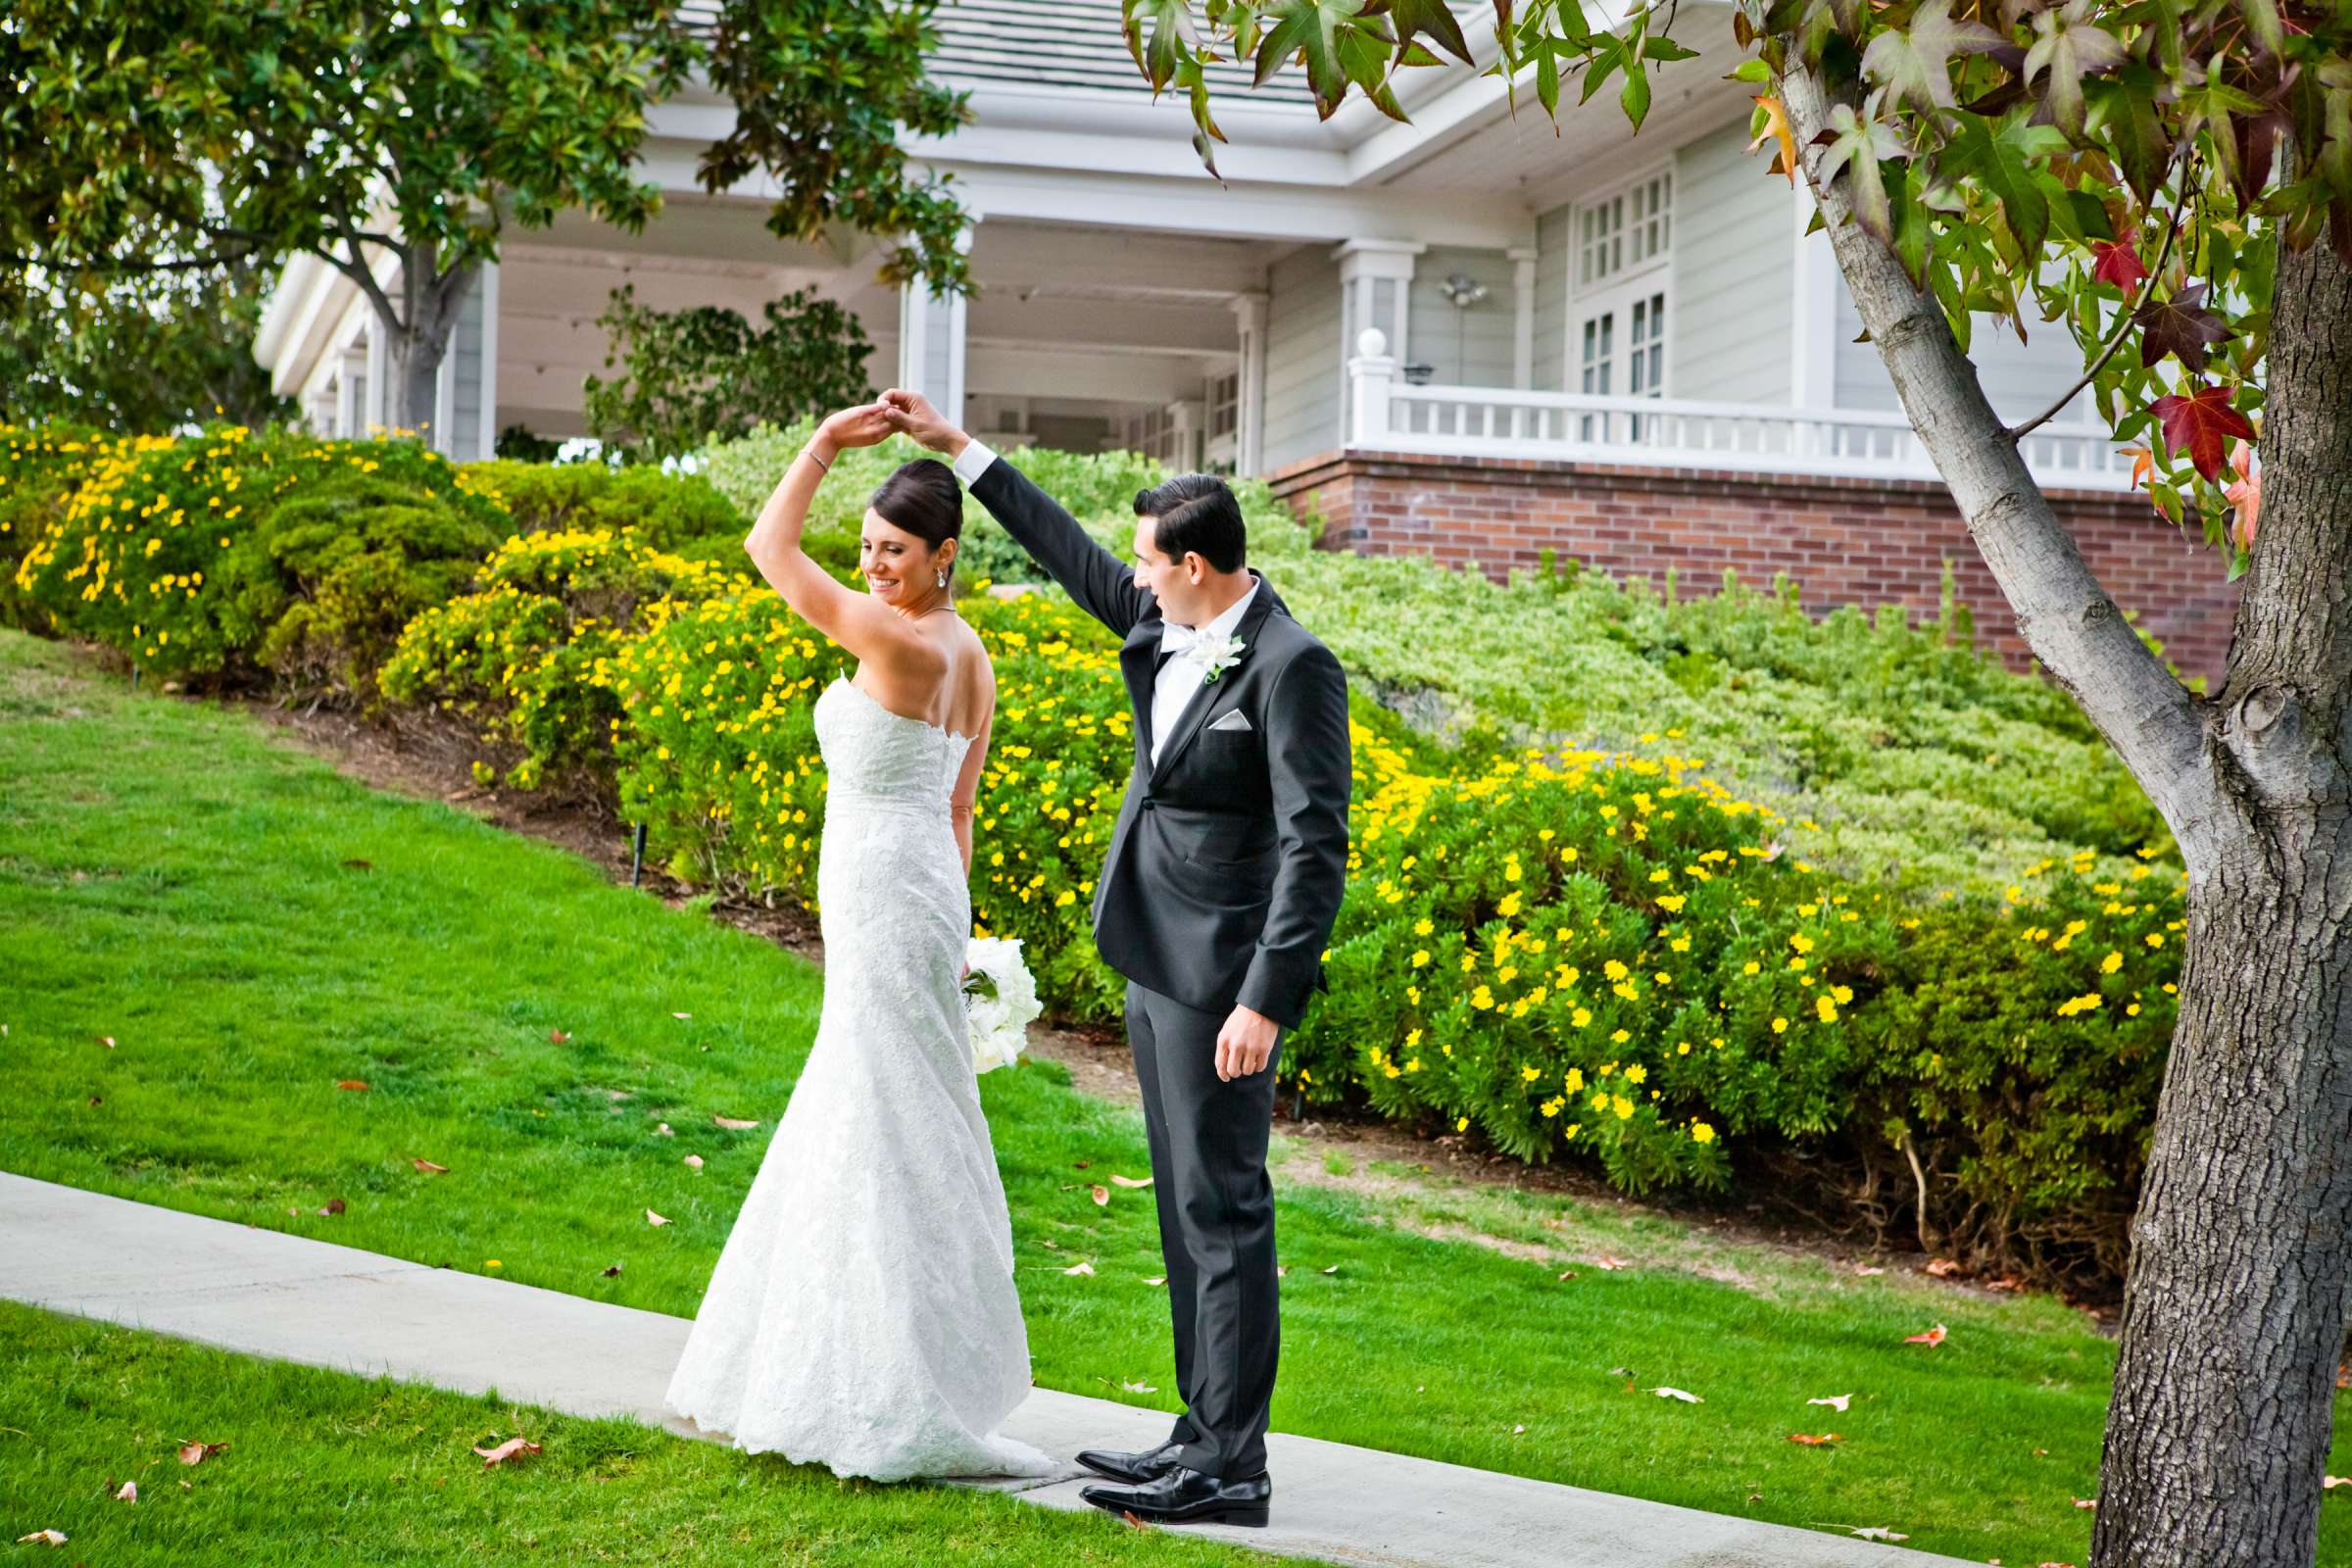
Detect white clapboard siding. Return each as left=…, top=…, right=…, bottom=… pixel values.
left=1667, top=117, right=1794, bottom=404
left=1261, top=245, right=1343, bottom=472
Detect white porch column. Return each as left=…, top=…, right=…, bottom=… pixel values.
left=476, top=262, right=502, bottom=461
left=335, top=344, right=366, bottom=438
left=1166, top=398, right=1205, bottom=471
left=899, top=220, right=978, bottom=421
left=1509, top=246, right=1540, bottom=391
left=1230, top=291, right=1268, bottom=476
left=1788, top=183, right=1837, bottom=413
left=362, top=325, right=388, bottom=434
left=1347, top=328, right=1397, bottom=447
left=1333, top=239, right=1422, bottom=447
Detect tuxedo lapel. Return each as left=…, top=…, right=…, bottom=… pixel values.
left=1149, top=572, right=1282, bottom=787
left=1117, top=617, right=1162, bottom=765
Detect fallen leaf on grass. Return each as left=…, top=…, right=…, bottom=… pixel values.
left=670, top=1012, right=692, bottom=1020
left=87, top=1096, right=101, bottom=1106
left=655, top=1122, right=674, bottom=1137
left=2072, top=1496, right=2097, bottom=1509
left=1121, top=1380, right=1156, bottom=1394
left=2327, top=1475, right=2350, bottom=1490
left=1925, top=1257, right=1961, bottom=1278
left=336, top=1080, right=368, bottom=1092
left=14, top=1529, right=66, bottom=1545
left=1592, top=1255, right=1629, bottom=1271
left=1276, top=1265, right=1292, bottom=1277
left=1849, top=1526, right=1907, bottom=1541
left=601, top=1265, right=622, bottom=1278
left=1556, top=1268, right=1578, bottom=1281
left=1650, top=1387, right=1703, bottom=1403
left=1109, top=1174, right=1152, bottom=1189
left=1903, top=1323, right=1947, bottom=1347
left=177, top=1442, right=226, bottom=1465
left=646, top=1209, right=670, bottom=1226
left=318, top=1199, right=345, bottom=1217
left=1986, top=1275, right=2025, bottom=1292
left=471, top=1438, right=540, bottom=1468
left=548, top=1030, right=571, bottom=1045
left=1851, top=1263, right=1886, bottom=1276
left=341, top=858, right=373, bottom=871
left=413, top=1158, right=449, bottom=1174
left=1063, top=1261, right=1095, bottom=1276
left=1808, top=1396, right=1852, bottom=1412
left=683, top=1154, right=704, bottom=1171
left=1072, top=1160, right=1091, bottom=1169
left=1144, top=1275, right=1167, bottom=1286
left=1118, top=1510, right=1149, bottom=1531
left=1788, top=1433, right=1840, bottom=1446
left=711, top=1115, right=760, bottom=1130
left=1321, top=1265, right=1340, bottom=1275
left=115, top=1481, right=136, bottom=1502
left=97, top=1036, right=116, bottom=1050
left=1091, top=1185, right=1109, bottom=1205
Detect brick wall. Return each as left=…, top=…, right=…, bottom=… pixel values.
left=1267, top=448, right=2240, bottom=687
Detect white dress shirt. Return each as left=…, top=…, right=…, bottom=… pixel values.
left=951, top=438, right=1256, bottom=766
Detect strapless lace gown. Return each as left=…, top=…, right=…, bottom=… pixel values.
left=662, top=677, right=1057, bottom=1482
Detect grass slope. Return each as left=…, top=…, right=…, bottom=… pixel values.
left=2, top=630, right=2343, bottom=1568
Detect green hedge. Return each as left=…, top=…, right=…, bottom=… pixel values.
left=0, top=422, right=2187, bottom=1284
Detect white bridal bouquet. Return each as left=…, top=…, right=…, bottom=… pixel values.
left=962, top=936, right=1041, bottom=1075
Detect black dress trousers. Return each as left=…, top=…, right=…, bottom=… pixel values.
left=1122, top=978, right=1283, bottom=1482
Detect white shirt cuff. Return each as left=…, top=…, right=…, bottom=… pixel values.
left=951, top=438, right=997, bottom=486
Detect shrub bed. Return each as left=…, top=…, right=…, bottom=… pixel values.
left=0, top=422, right=2187, bottom=1284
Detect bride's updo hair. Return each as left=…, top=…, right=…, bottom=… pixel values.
left=868, top=459, right=963, bottom=558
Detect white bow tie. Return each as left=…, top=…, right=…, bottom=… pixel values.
left=1160, top=622, right=1220, bottom=660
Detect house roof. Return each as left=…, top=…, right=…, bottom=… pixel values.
left=928, top=0, right=1315, bottom=106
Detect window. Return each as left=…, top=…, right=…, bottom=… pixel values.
left=1207, top=370, right=1239, bottom=440
left=1571, top=164, right=1674, bottom=440
left=1578, top=169, right=1671, bottom=288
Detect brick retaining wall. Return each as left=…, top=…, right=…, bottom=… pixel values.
left=1267, top=449, right=2239, bottom=687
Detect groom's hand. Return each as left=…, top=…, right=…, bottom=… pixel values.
left=1214, top=1004, right=1279, bottom=1082
left=880, top=388, right=966, bottom=459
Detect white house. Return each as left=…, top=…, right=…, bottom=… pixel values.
left=256, top=1, right=2238, bottom=678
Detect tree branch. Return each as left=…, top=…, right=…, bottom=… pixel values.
left=2008, top=142, right=2195, bottom=441
left=1779, top=55, right=2216, bottom=845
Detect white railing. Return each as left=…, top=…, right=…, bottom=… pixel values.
left=1345, top=329, right=2136, bottom=492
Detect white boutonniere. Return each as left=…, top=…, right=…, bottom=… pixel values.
left=1200, top=634, right=1247, bottom=685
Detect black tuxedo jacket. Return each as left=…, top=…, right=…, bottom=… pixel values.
left=970, top=456, right=1350, bottom=1029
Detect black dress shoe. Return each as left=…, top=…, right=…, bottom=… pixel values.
left=1080, top=1464, right=1271, bottom=1527
left=1074, top=1440, right=1186, bottom=1484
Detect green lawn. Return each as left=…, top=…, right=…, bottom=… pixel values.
left=0, top=1300, right=1278, bottom=1566
left=3, top=628, right=2345, bottom=1568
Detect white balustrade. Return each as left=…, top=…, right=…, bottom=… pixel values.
left=1340, top=344, right=2136, bottom=492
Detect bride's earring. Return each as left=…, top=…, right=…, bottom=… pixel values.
left=935, top=567, right=948, bottom=588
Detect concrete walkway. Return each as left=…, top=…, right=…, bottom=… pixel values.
left=0, top=1171, right=1974, bottom=1568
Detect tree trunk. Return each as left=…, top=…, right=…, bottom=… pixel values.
left=356, top=252, right=477, bottom=441
left=1777, top=56, right=2352, bottom=1568
left=2090, top=207, right=2352, bottom=1568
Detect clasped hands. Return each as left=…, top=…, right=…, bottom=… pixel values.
left=808, top=391, right=958, bottom=466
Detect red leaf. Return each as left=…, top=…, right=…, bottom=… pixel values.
left=2091, top=239, right=2147, bottom=290
left=1925, top=1257, right=1961, bottom=1277
left=548, top=1029, right=571, bottom=1045
left=1788, top=1432, right=1842, bottom=1446
left=335, top=1080, right=369, bottom=1092
left=2149, top=385, right=2256, bottom=482
left=318, top=1198, right=345, bottom=1217
left=1903, top=1322, right=1947, bottom=1347
left=176, top=1441, right=226, bottom=1465
left=413, top=1157, right=448, bottom=1174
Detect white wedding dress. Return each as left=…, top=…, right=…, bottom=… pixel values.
left=662, top=676, right=1059, bottom=1482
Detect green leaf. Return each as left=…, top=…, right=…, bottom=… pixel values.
left=2022, top=0, right=2126, bottom=137
left=1858, top=0, right=2003, bottom=119
left=1620, top=59, right=1651, bottom=129
left=1252, top=0, right=1370, bottom=119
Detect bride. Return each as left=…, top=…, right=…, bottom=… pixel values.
left=661, top=402, right=1059, bottom=1482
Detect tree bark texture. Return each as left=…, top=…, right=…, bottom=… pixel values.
left=1780, top=55, right=2352, bottom=1568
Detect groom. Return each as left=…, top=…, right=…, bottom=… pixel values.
left=883, top=389, right=1350, bottom=1528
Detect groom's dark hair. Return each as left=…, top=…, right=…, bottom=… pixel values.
left=1134, top=474, right=1246, bottom=573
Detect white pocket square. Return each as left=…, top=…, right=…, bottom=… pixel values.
left=1207, top=710, right=1253, bottom=733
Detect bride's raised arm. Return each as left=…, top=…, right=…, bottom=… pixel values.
left=743, top=404, right=944, bottom=683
